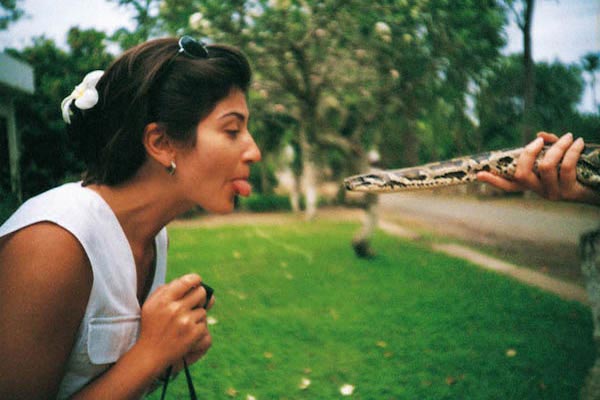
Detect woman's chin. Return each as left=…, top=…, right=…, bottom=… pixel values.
left=208, top=200, right=236, bottom=215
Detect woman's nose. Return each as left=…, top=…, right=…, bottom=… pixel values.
left=244, top=133, right=262, bottom=163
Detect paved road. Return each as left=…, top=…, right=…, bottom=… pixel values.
left=378, top=192, right=600, bottom=245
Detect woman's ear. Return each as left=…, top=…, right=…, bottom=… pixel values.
left=143, top=122, right=175, bottom=168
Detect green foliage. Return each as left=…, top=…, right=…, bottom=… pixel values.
left=237, top=193, right=292, bottom=212
left=248, top=161, right=278, bottom=195
left=0, top=189, right=19, bottom=224
left=477, top=55, right=594, bottom=150
left=6, top=29, right=114, bottom=199
left=146, top=221, right=593, bottom=399
left=365, top=0, right=506, bottom=166
left=108, top=0, right=163, bottom=48
left=0, top=0, right=23, bottom=30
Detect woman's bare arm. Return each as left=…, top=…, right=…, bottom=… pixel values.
left=0, top=222, right=93, bottom=399
left=0, top=223, right=213, bottom=399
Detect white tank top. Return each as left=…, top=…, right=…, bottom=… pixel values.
left=0, top=182, right=168, bottom=399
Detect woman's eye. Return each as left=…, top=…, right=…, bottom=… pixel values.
left=225, top=129, right=240, bottom=137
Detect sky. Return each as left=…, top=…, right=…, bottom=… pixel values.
left=0, top=0, right=598, bottom=112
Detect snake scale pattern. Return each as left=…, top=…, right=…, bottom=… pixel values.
left=344, top=144, right=600, bottom=193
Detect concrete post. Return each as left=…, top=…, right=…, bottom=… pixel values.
left=0, top=98, right=22, bottom=202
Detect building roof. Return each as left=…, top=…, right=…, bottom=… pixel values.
left=0, top=52, right=34, bottom=95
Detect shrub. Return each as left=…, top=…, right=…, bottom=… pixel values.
left=238, top=194, right=292, bottom=212
left=0, top=191, right=20, bottom=224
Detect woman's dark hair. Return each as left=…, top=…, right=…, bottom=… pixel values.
left=67, top=37, right=252, bottom=185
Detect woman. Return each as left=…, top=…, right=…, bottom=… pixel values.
left=0, top=36, right=261, bottom=399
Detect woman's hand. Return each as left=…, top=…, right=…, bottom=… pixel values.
left=477, top=132, right=600, bottom=206
left=137, top=273, right=214, bottom=371
left=70, top=274, right=215, bottom=399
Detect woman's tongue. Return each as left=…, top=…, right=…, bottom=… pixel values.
left=232, top=179, right=251, bottom=197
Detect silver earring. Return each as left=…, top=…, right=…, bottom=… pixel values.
left=166, top=160, right=176, bottom=175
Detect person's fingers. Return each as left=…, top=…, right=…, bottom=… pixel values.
left=512, top=137, right=544, bottom=193
left=204, top=295, right=215, bottom=310
left=189, top=307, right=207, bottom=324
left=166, top=274, right=202, bottom=300
left=536, top=131, right=559, bottom=143
left=559, top=137, right=585, bottom=193
left=186, top=333, right=213, bottom=361
left=537, top=133, right=573, bottom=199
left=476, top=171, right=524, bottom=192
left=180, top=284, right=207, bottom=310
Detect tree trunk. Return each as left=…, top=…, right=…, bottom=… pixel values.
left=298, top=126, right=318, bottom=220
left=580, top=228, right=600, bottom=400
left=302, top=158, right=318, bottom=220
left=289, top=169, right=301, bottom=213
left=521, top=0, right=536, bottom=145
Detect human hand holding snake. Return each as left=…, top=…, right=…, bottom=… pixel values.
left=477, top=132, right=600, bottom=206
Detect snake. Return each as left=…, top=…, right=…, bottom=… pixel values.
left=344, top=144, right=600, bottom=193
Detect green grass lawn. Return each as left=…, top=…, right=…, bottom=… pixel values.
left=148, top=220, right=594, bottom=399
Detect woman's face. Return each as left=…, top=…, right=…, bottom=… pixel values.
left=175, top=89, right=261, bottom=213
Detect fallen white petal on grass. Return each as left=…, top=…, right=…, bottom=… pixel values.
left=340, top=384, right=355, bottom=396
left=506, top=348, right=517, bottom=357
left=246, top=395, right=256, bottom=400
left=207, top=316, right=218, bottom=325
left=299, top=377, right=311, bottom=390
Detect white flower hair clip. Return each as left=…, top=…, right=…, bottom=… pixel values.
left=61, top=70, right=104, bottom=124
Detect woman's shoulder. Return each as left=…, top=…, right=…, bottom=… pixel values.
left=13, top=181, right=99, bottom=214
left=0, top=221, right=93, bottom=348
left=0, top=182, right=111, bottom=242
left=0, top=221, right=93, bottom=329
left=0, top=220, right=90, bottom=271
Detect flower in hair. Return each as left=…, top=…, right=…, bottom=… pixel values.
left=61, top=70, right=104, bottom=124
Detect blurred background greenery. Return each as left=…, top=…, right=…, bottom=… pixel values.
left=1, top=0, right=599, bottom=219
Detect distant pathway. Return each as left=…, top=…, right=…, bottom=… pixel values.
left=378, top=192, right=600, bottom=245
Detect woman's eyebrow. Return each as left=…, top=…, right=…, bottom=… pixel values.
left=218, top=111, right=247, bottom=121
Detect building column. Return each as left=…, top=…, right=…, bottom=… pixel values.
left=1, top=98, right=22, bottom=203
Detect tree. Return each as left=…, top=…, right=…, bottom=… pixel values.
left=503, top=0, right=536, bottom=144
left=582, top=52, right=600, bottom=112
left=477, top=55, right=589, bottom=149
left=7, top=28, right=114, bottom=198
left=0, top=0, right=23, bottom=30
left=369, top=0, right=506, bottom=167
left=109, top=0, right=162, bottom=49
